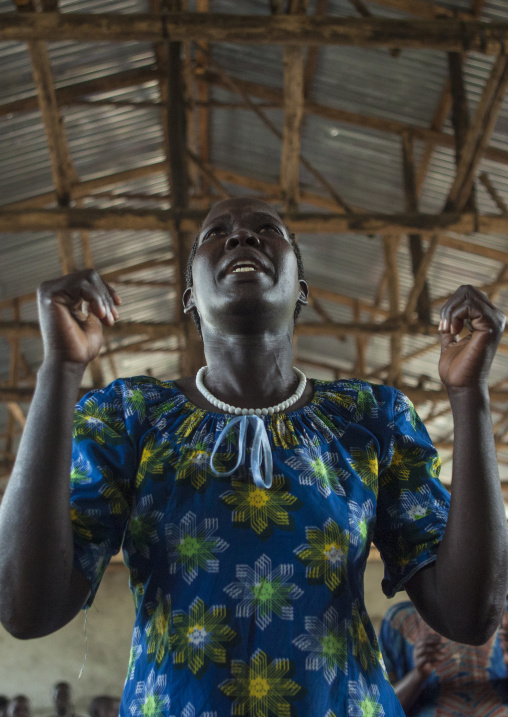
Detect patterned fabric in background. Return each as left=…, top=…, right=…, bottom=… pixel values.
left=379, top=601, right=508, bottom=717
left=70, top=377, right=450, bottom=717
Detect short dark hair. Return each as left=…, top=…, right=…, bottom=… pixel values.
left=185, top=230, right=306, bottom=338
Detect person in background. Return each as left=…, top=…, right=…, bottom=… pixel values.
left=379, top=600, right=508, bottom=716
left=7, top=696, right=31, bottom=717
left=0, top=697, right=9, bottom=717
left=88, top=696, right=119, bottom=717
left=49, top=682, right=82, bottom=717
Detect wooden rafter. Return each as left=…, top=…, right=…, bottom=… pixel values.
left=195, top=0, right=210, bottom=197
left=402, top=132, right=431, bottom=324
left=3, top=15, right=508, bottom=54
left=197, top=46, right=352, bottom=212
left=6, top=207, right=508, bottom=239
left=445, top=54, right=508, bottom=213
left=415, top=0, right=487, bottom=195
left=368, top=0, right=473, bottom=20
left=303, top=0, right=328, bottom=99
left=275, top=1, right=306, bottom=212
left=13, top=0, right=78, bottom=278
left=199, top=70, right=508, bottom=168
left=5, top=63, right=508, bottom=172
left=281, top=44, right=304, bottom=211
left=382, top=236, right=402, bottom=386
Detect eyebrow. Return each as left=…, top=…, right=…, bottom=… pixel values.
left=201, top=210, right=285, bottom=231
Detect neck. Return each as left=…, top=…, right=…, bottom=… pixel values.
left=202, top=329, right=297, bottom=408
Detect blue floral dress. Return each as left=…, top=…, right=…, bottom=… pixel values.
left=70, top=376, right=450, bottom=717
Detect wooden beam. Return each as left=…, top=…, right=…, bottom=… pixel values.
left=165, top=12, right=204, bottom=378
left=4, top=61, right=508, bottom=172
left=6, top=207, right=508, bottom=239
left=403, top=234, right=440, bottom=322
left=2, top=14, right=508, bottom=54
left=200, top=69, right=508, bottom=168
left=281, top=40, right=305, bottom=210
left=415, top=0, right=487, bottom=195
left=198, top=47, right=352, bottom=212
left=445, top=54, right=508, bottom=212
left=352, top=299, right=367, bottom=377
left=402, top=132, right=431, bottom=323
left=368, top=0, right=473, bottom=20
left=0, top=67, right=158, bottom=119
left=479, top=172, right=508, bottom=214
left=195, top=0, right=210, bottom=197
left=0, top=256, right=176, bottom=311
left=383, top=236, right=402, bottom=386
left=13, top=0, right=79, bottom=275
left=0, top=320, right=183, bottom=340
left=276, top=1, right=306, bottom=212
left=1, top=162, right=168, bottom=211
left=303, top=0, right=328, bottom=99
left=309, top=286, right=389, bottom=319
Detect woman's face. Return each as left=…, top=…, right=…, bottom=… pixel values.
left=185, top=198, right=307, bottom=334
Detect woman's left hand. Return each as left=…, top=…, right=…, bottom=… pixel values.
left=438, top=285, right=506, bottom=391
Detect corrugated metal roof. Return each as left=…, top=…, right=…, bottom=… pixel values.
left=1, top=0, right=508, bottom=487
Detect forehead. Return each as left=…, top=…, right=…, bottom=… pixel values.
left=202, top=198, right=283, bottom=227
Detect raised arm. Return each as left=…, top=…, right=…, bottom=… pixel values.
left=406, top=285, right=508, bottom=645
left=0, top=270, right=121, bottom=639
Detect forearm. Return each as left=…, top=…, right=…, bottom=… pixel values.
left=392, top=670, right=428, bottom=713
left=0, top=360, right=86, bottom=636
left=414, top=387, right=508, bottom=643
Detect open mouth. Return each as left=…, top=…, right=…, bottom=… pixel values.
left=232, top=263, right=258, bottom=273
left=228, top=260, right=264, bottom=274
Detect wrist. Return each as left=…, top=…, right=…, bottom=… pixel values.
left=38, top=358, right=87, bottom=383
left=414, top=665, right=431, bottom=679
left=446, top=383, right=491, bottom=408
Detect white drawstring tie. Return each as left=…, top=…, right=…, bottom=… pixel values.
left=209, top=415, right=273, bottom=489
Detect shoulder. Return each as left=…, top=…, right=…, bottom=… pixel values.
left=314, top=377, right=401, bottom=422
left=78, top=375, right=177, bottom=406
left=76, top=376, right=185, bottom=431
left=382, top=600, right=416, bottom=629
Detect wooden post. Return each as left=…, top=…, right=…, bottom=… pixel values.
left=165, top=7, right=205, bottom=377
left=402, top=131, right=431, bottom=324
left=382, top=236, right=402, bottom=387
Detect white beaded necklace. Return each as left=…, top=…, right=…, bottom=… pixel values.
left=196, top=366, right=307, bottom=416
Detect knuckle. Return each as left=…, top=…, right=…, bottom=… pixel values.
left=37, top=280, right=58, bottom=304
left=83, top=268, right=101, bottom=285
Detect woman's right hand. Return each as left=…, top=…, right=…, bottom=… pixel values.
left=37, top=269, right=121, bottom=367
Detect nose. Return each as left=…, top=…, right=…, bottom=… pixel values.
left=224, top=228, right=261, bottom=251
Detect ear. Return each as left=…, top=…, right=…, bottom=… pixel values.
left=298, top=279, right=309, bottom=306
left=182, top=287, right=196, bottom=315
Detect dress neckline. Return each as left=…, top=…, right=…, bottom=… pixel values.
left=167, top=377, right=319, bottom=418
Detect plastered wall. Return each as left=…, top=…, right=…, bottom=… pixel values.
left=0, top=560, right=405, bottom=715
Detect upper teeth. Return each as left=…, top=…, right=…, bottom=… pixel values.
left=232, top=265, right=257, bottom=273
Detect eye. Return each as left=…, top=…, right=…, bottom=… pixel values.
left=258, top=223, right=283, bottom=235
left=202, top=226, right=228, bottom=241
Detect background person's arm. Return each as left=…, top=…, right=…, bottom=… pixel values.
left=406, top=285, right=508, bottom=645
left=0, top=270, right=121, bottom=638
left=391, top=634, right=445, bottom=713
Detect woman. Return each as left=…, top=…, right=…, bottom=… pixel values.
left=0, top=197, right=507, bottom=716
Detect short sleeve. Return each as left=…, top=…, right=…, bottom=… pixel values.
left=373, top=390, right=450, bottom=598
left=71, top=381, right=137, bottom=607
